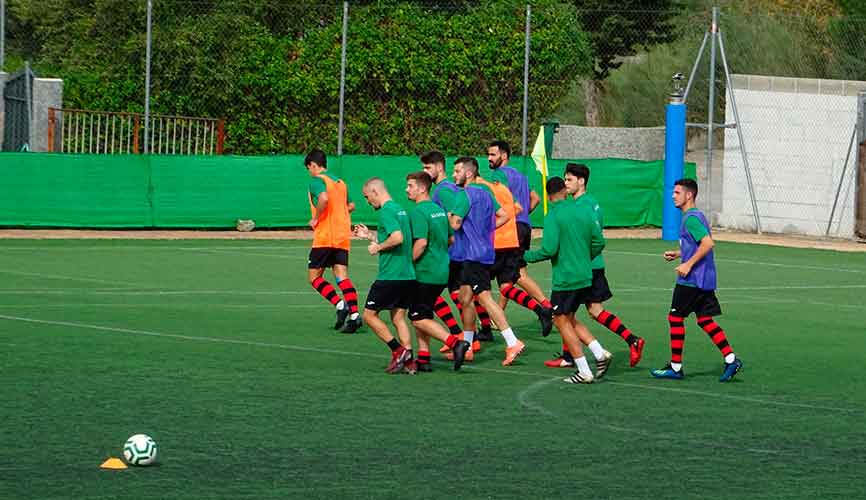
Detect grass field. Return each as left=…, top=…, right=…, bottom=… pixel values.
left=1, top=237, right=864, bottom=500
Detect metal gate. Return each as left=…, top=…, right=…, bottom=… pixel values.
left=2, top=64, right=35, bottom=152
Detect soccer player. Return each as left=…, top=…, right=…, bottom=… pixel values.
left=487, top=140, right=552, bottom=335
left=354, top=178, right=418, bottom=374
left=525, top=177, right=612, bottom=384
left=475, top=167, right=553, bottom=337
left=651, top=178, right=743, bottom=382
left=451, top=157, right=526, bottom=367
left=304, top=149, right=361, bottom=333
left=404, top=171, right=472, bottom=371
left=421, top=151, right=490, bottom=354
left=544, top=163, right=645, bottom=369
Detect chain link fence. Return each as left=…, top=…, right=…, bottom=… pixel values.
left=3, top=0, right=866, bottom=238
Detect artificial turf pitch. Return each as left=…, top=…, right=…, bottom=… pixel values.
left=0, top=238, right=864, bottom=499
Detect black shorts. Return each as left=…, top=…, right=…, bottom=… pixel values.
left=550, top=287, right=593, bottom=316
left=517, top=222, right=532, bottom=251
left=670, top=284, right=722, bottom=318
left=516, top=222, right=531, bottom=268
left=308, top=247, right=349, bottom=269
left=586, top=268, right=614, bottom=303
left=409, top=282, right=447, bottom=321
left=447, top=261, right=463, bottom=293
left=459, top=261, right=491, bottom=293
left=490, top=249, right=522, bottom=286
left=364, top=280, right=413, bottom=312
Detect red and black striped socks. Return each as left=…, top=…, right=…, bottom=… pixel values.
left=697, top=316, right=734, bottom=362
left=311, top=277, right=341, bottom=307
left=668, top=314, right=685, bottom=369
left=475, top=301, right=492, bottom=330
left=596, top=310, right=638, bottom=345
left=500, top=284, right=542, bottom=314
left=434, top=295, right=462, bottom=335
left=337, top=279, right=359, bottom=314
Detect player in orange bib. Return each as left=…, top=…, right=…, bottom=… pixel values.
left=304, top=150, right=361, bottom=333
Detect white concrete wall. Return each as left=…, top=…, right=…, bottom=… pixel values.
left=721, top=74, right=865, bottom=238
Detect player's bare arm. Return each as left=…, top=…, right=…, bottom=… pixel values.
left=529, top=190, right=541, bottom=213
left=369, top=230, right=403, bottom=256
left=664, top=249, right=681, bottom=261
left=310, top=192, right=329, bottom=228
left=494, top=207, right=510, bottom=229
left=412, top=238, right=428, bottom=261
left=675, top=236, right=714, bottom=277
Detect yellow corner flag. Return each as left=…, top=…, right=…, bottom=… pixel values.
left=530, top=126, right=548, bottom=214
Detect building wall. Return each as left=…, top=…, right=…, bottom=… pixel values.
left=553, top=125, right=665, bottom=161
left=721, top=74, right=865, bottom=237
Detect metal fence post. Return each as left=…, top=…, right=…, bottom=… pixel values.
left=1, top=0, right=6, bottom=71
left=143, top=0, right=153, bottom=154
left=337, top=1, right=349, bottom=156
left=521, top=4, right=531, bottom=157
left=705, top=7, right=718, bottom=215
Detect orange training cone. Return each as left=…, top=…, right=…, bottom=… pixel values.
left=100, top=457, right=128, bottom=470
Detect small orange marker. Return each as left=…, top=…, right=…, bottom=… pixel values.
left=100, top=457, right=128, bottom=470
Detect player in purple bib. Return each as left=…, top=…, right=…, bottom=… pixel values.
left=651, top=179, right=743, bottom=382
left=451, top=156, right=526, bottom=367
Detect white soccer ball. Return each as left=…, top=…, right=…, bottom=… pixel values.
left=123, top=434, right=158, bottom=466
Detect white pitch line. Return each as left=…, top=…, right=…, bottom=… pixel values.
left=607, top=250, right=866, bottom=274
left=0, top=269, right=151, bottom=287
left=0, top=312, right=858, bottom=415
left=516, top=377, right=783, bottom=455
left=0, top=304, right=322, bottom=309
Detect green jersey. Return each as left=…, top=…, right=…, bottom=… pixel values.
left=525, top=198, right=605, bottom=291
left=309, top=171, right=351, bottom=205
left=410, top=200, right=451, bottom=285
left=574, top=192, right=605, bottom=270
left=376, top=200, right=416, bottom=281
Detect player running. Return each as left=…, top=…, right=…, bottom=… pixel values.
left=303, top=149, right=361, bottom=333
left=525, top=177, right=612, bottom=384
left=545, top=163, right=645, bottom=369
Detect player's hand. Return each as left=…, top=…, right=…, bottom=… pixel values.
left=675, top=263, right=691, bottom=277
left=367, top=242, right=380, bottom=256
left=308, top=218, right=318, bottom=229
left=664, top=250, right=679, bottom=261
left=353, top=224, right=371, bottom=240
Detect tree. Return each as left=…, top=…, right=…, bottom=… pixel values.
left=573, top=0, right=681, bottom=126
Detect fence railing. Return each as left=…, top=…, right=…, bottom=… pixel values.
left=47, top=108, right=224, bottom=155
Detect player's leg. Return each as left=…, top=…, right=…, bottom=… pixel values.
left=651, top=285, right=690, bottom=380
left=584, top=268, right=644, bottom=366
left=557, top=314, right=594, bottom=384
left=571, top=315, right=612, bottom=379
left=333, top=257, right=361, bottom=333
left=693, top=291, right=742, bottom=382
left=391, top=307, right=417, bottom=374
left=364, top=281, right=410, bottom=374
left=308, top=249, right=346, bottom=329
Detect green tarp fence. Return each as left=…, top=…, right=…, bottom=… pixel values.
left=0, top=153, right=695, bottom=228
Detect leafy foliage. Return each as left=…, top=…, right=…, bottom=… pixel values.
left=7, top=0, right=592, bottom=155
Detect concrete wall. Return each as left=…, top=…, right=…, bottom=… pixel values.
left=553, top=125, right=665, bottom=161
left=31, top=78, right=63, bottom=152
left=721, top=74, right=865, bottom=237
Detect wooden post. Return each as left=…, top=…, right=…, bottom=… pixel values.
left=133, top=114, right=141, bottom=154
left=856, top=141, right=866, bottom=239
left=47, top=108, right=56, bottom=153
left=216, top=119, right=225, bottom=154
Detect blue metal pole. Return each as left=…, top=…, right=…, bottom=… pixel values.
left=663, top=95, right=686, bottom=240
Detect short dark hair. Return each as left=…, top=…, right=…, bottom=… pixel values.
left=488, top=140, right=511, bottom=157
left=674, top=178, right=699, bottom=198
left=420, top=150, right=445, bottom=166
left=565, top=163, right=590, bottom=184
left=546, top=176, right=566, bottom=195
left=455, top=156, right=479, bottom=177
left=304, top=149, right=327, bottom=168
left=406, top=171, right=432, bottom=193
